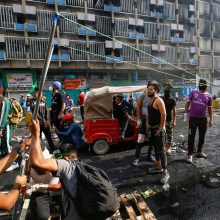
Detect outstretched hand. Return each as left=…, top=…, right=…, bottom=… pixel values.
left=29, top=119, right=40, bottom=139
left=20, top=137, right=32, bottom=152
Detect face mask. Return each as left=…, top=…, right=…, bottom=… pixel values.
left=49, top=86, right=53, bottom=91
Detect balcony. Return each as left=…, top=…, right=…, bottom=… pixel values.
left=152, top=57, right=166, bottom=64
left=14, top=23, right=37, bottom=32
left=106, top=56, right=123, bottom=63
left=78, top=27, right=96, bottom=36
left=129, top=32, right=144, bottom=40
left=0, top=50, right=6, bottom=60
left=47, top=0, right=65, bottom=5
left=171, top=24, right=184, bottom=32
left=51, top=54, right=70, bottom=61
left=171, top=36, right=184, bottom=43
left=189, top=59, right=197, bottom=65
left=104, top=4, right=121, bottom=12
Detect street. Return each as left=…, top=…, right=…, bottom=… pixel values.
left=0, top=102, right=220, bottom=219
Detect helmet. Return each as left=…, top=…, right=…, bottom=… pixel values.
left=64, top=114, right=74, bottom=120
left=27, top=94, right=31, bottom=97
left=52, top=81, right=61, bottom=90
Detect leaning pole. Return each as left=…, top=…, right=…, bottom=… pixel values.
left=12, top=12, right=62, bottom=220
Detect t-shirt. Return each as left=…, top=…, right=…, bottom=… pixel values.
left=56, top=159, right=85, bottom=220
left=78, top=93, right=86, bottom=106
left=162, top=96, right=176, bottom=122
left=188, top=90, right=212, bottom=118
left=51, top=92, right=64, bottom=113
left=139, top=93, right=151, bottom=116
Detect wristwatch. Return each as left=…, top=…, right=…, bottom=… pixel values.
left=13, top=146, right=22, bottom=155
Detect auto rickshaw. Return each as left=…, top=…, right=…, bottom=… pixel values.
left=84, top=86, right=147, bottom=155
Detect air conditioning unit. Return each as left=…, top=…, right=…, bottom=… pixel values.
left=190, top=47, right=196, bottom=53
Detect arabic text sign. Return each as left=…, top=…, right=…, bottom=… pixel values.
left=64, top=78, right=86, bottom=90
left=7, top=73, right=33, bottom=88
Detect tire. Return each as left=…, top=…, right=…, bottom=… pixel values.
left=93, top=140, right=109, bottom=155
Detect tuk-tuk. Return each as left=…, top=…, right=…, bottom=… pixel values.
left=84, top=86, right=147, bottom=154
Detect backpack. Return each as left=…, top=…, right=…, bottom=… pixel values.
left=62, top=160, right=120, bottom=220
left=8, top=100, right=23, bottom=128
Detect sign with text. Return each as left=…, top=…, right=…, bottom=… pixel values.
left=64, top=78, right=86, bottom=90
left=7, top=73, right=33, bottom=88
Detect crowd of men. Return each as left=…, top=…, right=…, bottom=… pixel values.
left=0, top=78, right=213, bottom=219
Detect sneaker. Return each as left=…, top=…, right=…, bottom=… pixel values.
left=196, top=152, right=207, bottom=158
left=187, top=155, right=193, bottom=163
left=6, top=162, right=19, bottom=172
left=132, top=159, right=139, bottom=166
left=147, top=155, right=155, bottom=162
left=148, top=166, right=163, bottom=174
left=160, top=171, right=170, bottom=184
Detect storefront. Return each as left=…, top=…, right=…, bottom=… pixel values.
left=2, top=69, right=37, bottom=100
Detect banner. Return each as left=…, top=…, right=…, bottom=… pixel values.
left=64, top=78, right=86, bottom=90
left=6, top=73, right=33, bottom=88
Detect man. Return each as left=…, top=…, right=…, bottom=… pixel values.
left=58, top=114, right=83, bottom=150
left=29, top=119, right=85, bottom=220
left=147, top=81, right=169, bottom=184
left=0, top=138, right=30, bottom=211
left=162, top=82, right=176, bottom=156
left=113, top=94, right=133, bottom=138
left=31, top=95, right=55, bottom=154
left=185, top=79, right=213, bottom=163
left=50, top=81, right=65, bottom=129
left=25, top=94, right=32, bottom=113
left=132, top=89, right=155, bottom=166
left=65, top=94, right=74, bottom=113
left=77, top=90, right=86, bottom=123
left=0, top=92, right=13, bottom=157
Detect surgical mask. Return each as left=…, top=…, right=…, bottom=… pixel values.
left=49, top=86, right=53, bottom=91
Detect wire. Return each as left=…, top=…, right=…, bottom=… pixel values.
left=64, top=44, right=194, bottom=81
left=57, top=12, right=220, bottom=88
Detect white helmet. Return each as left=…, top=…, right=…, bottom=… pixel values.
left=27, top=94, right=31, bottom=97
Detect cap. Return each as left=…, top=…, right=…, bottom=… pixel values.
left=27, top=94, right=31, bottom=97
left=63, top=114, right=74, bottom=120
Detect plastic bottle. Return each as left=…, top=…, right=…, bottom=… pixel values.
left=183, top=113, right=188, bottom=122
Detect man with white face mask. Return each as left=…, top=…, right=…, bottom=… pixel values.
left=49, top=81, right=65, bottom=130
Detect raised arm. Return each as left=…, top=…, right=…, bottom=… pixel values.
left=29, top=119, right=58, bottom=173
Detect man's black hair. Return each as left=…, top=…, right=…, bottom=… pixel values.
left=198, top=79, right=207, bottom=91
left=147, top=80, right=160, bottom=92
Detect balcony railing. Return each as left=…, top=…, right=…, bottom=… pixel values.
left=129, top=32, right=144, bottom=40
left=47, top=0, right=65, bottom=5
left=78, top=27, right=96, bottom=36
left=150, top=11, right=164, bottom=18
left=51, top=54, right=70, bottom=61
left=104, top=4, right=121, bottom=12
left=106, top=56, right=123, bottom=63
left=152, top=57, right=166, bottom=64
left=171, top=37, right=184, bottom=43
left=0, top=50, right=6, bottom=60
left=14, top=23, right=37, bottom=32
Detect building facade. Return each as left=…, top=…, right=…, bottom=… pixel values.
left=0, top=0, right=220, bottom=98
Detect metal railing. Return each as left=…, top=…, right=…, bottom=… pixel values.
left=164, top=2, right=176, bottom=20
left=29, top=37, right=48, bottom=59
left=36, top=10, right=54, bottom=31
left=121, top=0, right=135, bottom=13
left=122, top=44, right=136, bottom=61
left=180, top=48, right=190, bottom=64
left=137, top=0, right=150, bottom=15
left=69, top=40, right=87, bottom=60
left=160, top=24, right=171, bottom=41
left=144, top=22, right=157, bottom=39
left=0, top=5, right=14, bottom=29
left=89, top=41, right=105, bottom=61
left=96, top=16, right=112, bottom=36
left=139, top=45, right=151, bottom=62
left=115, top=18, right=129, bottom=37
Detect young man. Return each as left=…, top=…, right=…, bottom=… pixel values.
left=132, top=89, right=155, bottom=166
left=58, top=114, right=83, bottom=150
left=185, top=79, right=213, bottom=163
left=0, top=138, right=30, bottom=211
left=50, top=81, right=66, bottom=129
left=31, top=95, right=55, bottom=154
left=147, top=81, right=169, bottom=184
left=29, top=119, right=85, bottom=220
left=0, top=92, right=13, bottom=157
left=162, top=82, right=176, bottom=155
left=77, top=90, right=86, bottom=123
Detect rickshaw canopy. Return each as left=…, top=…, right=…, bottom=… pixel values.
left=84, top=86, right=147, bottom=119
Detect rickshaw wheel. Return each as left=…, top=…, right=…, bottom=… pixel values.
left=93, top=140, right=109, bottom=155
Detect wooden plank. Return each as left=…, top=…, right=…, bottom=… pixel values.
left=112, top=209, right=123, bottom=220
left=120, top=194, right=137, bottom=220
left=132, top=191, right=157, bottom=220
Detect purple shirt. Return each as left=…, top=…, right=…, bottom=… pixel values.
left=188, top=90, right=212, bottom=118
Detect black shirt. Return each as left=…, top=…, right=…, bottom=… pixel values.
left=113, top=100, right=133, bottom=119
left=51, top=92, right=63, bottom=113
left=162, top=96, right=176, bottom=122
left=148, top=97, right=161, bottom=127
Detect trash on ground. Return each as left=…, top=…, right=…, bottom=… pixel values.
left=206, top=177, right=220, bottom=188
left=141, top=188, right=157, bottom=199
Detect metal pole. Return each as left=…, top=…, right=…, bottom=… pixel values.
left=12, top=12, right=61, bottom=220
left=32, top=12, right=60, bottom=120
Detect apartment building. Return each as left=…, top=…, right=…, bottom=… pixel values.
left=0, top=0, right=219, bottom=99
